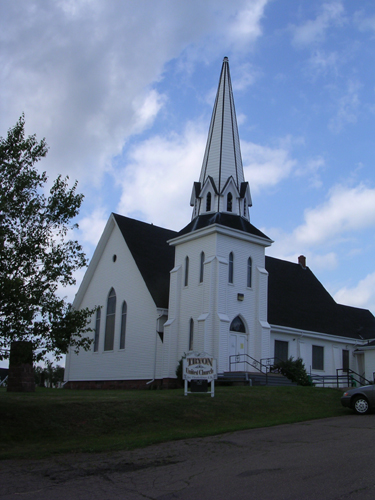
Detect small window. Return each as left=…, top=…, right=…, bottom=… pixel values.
left=199, top=251, right=205, bottom=283
left=228, top=252, right=234, bottom=284
left=312, top=345, right=324, bottom=370
left=189, top=318, right=194, bottom=350
left=93, top=308, right=101, bottom=352
left=206, top=192, right=211, bottom=212
left=230, top=316, right=246, bottom=333
left=184, top=256, right=189, bottom=287
left=104, top=288, right=116, bottom=351
left=243, top=198, right=247, bottom=216
left=119, top=301, right=127, bottom=349
left=227, top=192, right=233, bottom=212
left=247, top=257, right=252, bottom=288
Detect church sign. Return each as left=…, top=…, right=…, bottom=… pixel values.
left=183, top=351, right=217, bottom=397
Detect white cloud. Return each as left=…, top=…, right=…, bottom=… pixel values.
left=295, top=156, right=325, bottom=188
left=242, top=140, right=297, bottom=193
left=79, top=208, right=108, bottom=247
left=116, top=123, right=207, bottom=230
left=334, top=272, right=375, bottom=311
left=328, top=80, right=361, bottom=133
left=227, top=0, right=268, bottom=48
left=0, top=0, right=269, bottom=190
left=294, top=183, right=375, bottom=246
left=291, top=2, right=345, bottom=46
left=232, top=63, right=262, bottom=91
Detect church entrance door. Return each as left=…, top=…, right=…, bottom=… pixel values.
left=229, top=333, right=247, bottom=371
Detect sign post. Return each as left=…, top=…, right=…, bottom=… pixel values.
left=182, top=351, right=217, bottom=397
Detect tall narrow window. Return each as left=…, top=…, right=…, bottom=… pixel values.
left=247, top=257, right=252, bottom=288
left=184, top=256, right=189, bottom=287
left=227, top=192, right=233, bottom=212
left=93, top=308, right=101, bottom=352
left=243, top=198, right=247, bottom=216
left=206, top=192, right=211, bottom=211
left=199, top=251, right=205, bottom=283
left=119, top=301, right=127, bottom=350
left=189, top=318, right=194, bottom=351
left=228, top=252, right=234, bottom=284
left=312, top=345, right=324, bottom=370
left=104, top=287, right=116, bottom=351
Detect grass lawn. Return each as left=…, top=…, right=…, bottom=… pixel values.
left=0, top=385, right=348, bottom=460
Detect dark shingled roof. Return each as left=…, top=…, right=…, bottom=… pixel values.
left=178, top=213, right=271, bottom=241
left=266, top=256, right=375, bottom=340
left=113, top=214, right=177, bottom=309
left=113, top=213, right=375, bottom=340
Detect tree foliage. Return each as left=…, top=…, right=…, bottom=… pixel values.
left=0, top=115, right=95, bottom=361
left=272, top=357, right=313, bottom=386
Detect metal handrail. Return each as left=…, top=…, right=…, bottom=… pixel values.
left=336, top=368, right=372, bottom=388
left=229, top=353, right=268, bottom=374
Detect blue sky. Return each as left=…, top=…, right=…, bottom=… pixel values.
left=1, top=0, right=375, bottom=331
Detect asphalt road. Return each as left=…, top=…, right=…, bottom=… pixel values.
left=1, top=415, right=375, bottom=500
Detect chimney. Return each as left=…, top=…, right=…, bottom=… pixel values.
left=298, top=255, right=306, bottom=269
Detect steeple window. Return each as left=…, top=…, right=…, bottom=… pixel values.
left=104, top=288, right=116, bottom=351
left=227, top=192, right=233, bottom=212
left=244, top=198, right=247, bottom=217
left=247, top=257, right=252, bottom=288
left=206, top=192, right=212, bottom=212
left=199, top=252, right=205, bottom=283
left=184, top=256, right=189, bottom=287
left=228, top=252, right=234, bottom=283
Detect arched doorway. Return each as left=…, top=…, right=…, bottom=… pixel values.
left=229, top=316, right=247, bottom=371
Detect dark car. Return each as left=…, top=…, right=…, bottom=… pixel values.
left=341, top=385, right=375, bottom=414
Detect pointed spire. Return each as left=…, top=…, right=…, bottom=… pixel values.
left=190, top=57, right=252, bottom=220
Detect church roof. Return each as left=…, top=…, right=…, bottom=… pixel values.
left=266, top=256, right=375, bottom=340
left=178, top=213, right=271, bottom=241
left=113, top=214, right=375, bottom=340
left=113, top=214, right=177, bottom=309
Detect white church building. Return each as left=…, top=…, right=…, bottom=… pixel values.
left=65, top=58, right=375, bottom=389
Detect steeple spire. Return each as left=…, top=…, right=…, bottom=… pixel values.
left=190, top=57, right=252, bottom=220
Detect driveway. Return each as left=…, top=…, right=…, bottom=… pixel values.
left=1, top=415, right=375, bottom=499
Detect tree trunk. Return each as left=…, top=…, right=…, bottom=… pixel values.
left=7, top=341, right=35, bottom=392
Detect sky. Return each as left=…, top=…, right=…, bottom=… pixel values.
left=1, top=0, right=375, bottom=363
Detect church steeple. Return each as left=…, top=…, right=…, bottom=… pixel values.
left=190, top=57, right=252, bottom=220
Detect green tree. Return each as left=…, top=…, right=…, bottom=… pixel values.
left=0, top=115, right=95, bottom=362
left=272, top=357, right=313, bottom=386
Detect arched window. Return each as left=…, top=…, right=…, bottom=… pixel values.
left=104, top=287, right=116, bottom=351
left=189, top=318, right=194, bottom=351
left=93, top=308, right=101, bottom=352
left=199, top=251, right=205, bottom=283
left=228, top=252, right=234, bottom=284
left=227, top=192, right=233, bottom=212
left=184, top=256, right=189, bottom=287
left=206, top=192, right=211, bottom=212
left=247, top=257, right=252, bottom=288
left=230, top=316, right=246, bottom=333
left=119, top=301, right=127, bottom=349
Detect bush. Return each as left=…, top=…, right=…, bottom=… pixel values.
left=272, top=357, right=313, bottom=386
